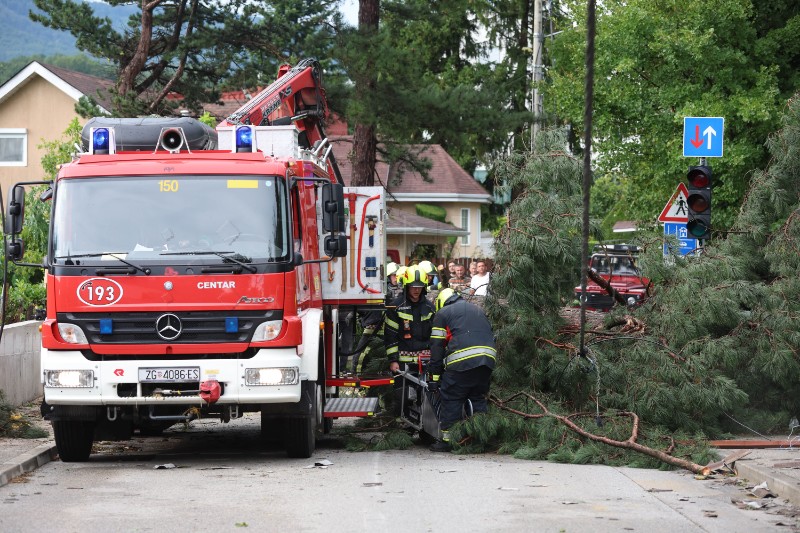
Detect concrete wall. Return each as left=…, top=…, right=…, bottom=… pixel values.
left=0, top=321, right=42, bottom=406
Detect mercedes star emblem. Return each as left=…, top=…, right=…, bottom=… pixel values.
left=155, top=313, right=182, bottom=340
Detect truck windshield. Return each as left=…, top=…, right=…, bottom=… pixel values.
left=591, top=256, right=638, bottom=275
left=52, top=175, right=290, bottom=263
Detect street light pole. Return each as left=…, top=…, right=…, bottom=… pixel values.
left=531, top=0, right=544, bottom=149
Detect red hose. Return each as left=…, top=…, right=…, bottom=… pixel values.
left=357, top=194, right=382, bottom=294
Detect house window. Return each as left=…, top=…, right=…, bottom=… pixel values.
left=460, top=208, right=470, bottom=246
left=0, top=129, right=27, bottom=166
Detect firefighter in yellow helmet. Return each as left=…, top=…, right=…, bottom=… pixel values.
left=384, top=265, right=436, bottom=416
left=426, top=288, right=496, bottom=452
left=395, top=265, right=408, bottom=289
left=418, top=260, right=444, bottom=291
left=345, top=261, right=403, bottom=374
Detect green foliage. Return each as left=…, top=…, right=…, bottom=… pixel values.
left=546, top=0, right=797, bottom=235
left=74, top=96, right=103, bottom=119
left=486, top=128, right=588, bottom=390
left=3, top=119, right=79, bottom=322
left=459, top=94, right=800, bottom=464
left=198, top=112, right=217, bottom=129
left=415, top=203, right=447, bottom=223
left=30, top=0, right=344, bottom=115
left=451, top=408, right=713, bottom=468
left=0, top=392, right=47, bottom=438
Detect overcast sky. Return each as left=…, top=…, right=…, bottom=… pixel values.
left=341, top=0, right=357, bottom=24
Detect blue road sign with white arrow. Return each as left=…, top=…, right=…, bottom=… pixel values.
left=683, top=117, right=724, bottom=158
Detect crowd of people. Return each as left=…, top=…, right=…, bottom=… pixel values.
left=356, top=258, right=496, bottom=452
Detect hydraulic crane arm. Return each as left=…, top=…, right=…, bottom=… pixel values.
left=219, top=58, right=344, bottom=183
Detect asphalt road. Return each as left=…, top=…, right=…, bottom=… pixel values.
left=0, top=415, right=792, bottom=533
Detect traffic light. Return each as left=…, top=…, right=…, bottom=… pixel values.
left=686, top=165, right=712, bottom=240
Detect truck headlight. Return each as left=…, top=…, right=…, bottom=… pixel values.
left=57, top=323, right=88, bottom=344
left=45, top=370, right=94, bottom=388
left=626, top=295, right=639, bottom=306
left=252, top=320, right=282, bottom=341
left=245, top=367, right=298, bottom=386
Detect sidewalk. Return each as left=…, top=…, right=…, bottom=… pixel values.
left=0, top=398, right=56, bottom=487
left=725, top=446, right=800, bottom=507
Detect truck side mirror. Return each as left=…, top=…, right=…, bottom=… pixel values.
left=5, top=185, right=25, bottom=235
left=6, top=238, right=24, bottom=261
left=321, top=183, right=345, bottom=233
left=324, top=235, right=347, bottom=258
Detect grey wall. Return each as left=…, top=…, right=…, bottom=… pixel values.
left=0, top=321, right=42, bottom=406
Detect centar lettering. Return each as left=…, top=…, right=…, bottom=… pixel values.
left=197, top=281, right=236, bottom=289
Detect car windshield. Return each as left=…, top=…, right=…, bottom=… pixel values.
left=52, top=175, right=290, bottom=263
left=591, top=255, right=638, bottom=275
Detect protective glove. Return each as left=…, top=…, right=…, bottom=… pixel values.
left=427, top=381, right=439, bottom=393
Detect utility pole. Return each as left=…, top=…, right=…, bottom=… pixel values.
left=531, top=0, right=544, bottom=148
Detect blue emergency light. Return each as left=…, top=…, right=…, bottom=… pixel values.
left=236, top=126, right=253, bottom=152
left=225, top=317, right=239, bottom=333
left=93, top=128, right=110, bottom=151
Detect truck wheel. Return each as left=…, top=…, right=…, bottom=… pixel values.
left=284, top=415, right=315, bottom=458
left=53, top=421, right=95, bottom=462
left=284, top=384, right=318, bottom=458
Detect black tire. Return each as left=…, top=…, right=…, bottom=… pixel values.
left=284, top=415, right=315, bottom=458
left=260, top=412, right=285, bottom=443
left=284, top=382, right=318, bottom=458
left=53, top=421, right=95, bottom=462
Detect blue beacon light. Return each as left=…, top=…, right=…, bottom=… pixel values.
left=236, top=127, right=253, bottom=152
left=93, top=128, right=110, bottom=152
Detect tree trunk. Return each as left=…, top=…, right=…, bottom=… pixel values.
left=351, top=0, right=380, bottom=187
left=118, top=0, right=165, bottom=96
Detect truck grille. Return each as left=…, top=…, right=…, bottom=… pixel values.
left=581, top=293, right=614, bottom=311
left=58, top=310, right=282, bottom=344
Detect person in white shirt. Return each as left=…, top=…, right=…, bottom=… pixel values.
left=470, top=260, right=490, bottom=296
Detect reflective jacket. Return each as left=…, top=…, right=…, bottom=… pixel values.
left=428, top=298, right=496, bottom=376
left=384, top=292, right=436, bottom=363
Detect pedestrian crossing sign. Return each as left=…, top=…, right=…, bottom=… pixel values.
left=658, top=183, right=690, bottom=223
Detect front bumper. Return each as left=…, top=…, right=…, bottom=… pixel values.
left=41, top=347, right=303, bottom=405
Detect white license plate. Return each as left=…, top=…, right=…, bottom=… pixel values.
left=138, top=367, right=200, bottom=383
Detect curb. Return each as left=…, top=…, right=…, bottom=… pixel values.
left=737, top=461, right=800, bottom=507
left=0, top=443, right=58, bottom=488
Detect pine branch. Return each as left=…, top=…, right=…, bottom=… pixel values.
left=490, top=392, right=708, bottom=475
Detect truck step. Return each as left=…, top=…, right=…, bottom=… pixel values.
left=324, top=397, right=380, bottom=418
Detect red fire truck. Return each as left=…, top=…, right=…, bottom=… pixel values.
left=4, top=59, right=391, bottom=461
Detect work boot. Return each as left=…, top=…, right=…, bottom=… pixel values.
left=429, top=440, right=452, bottom=452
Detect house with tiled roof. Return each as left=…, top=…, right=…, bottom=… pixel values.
left=0, top=61, right=113, bottom=193
left=329, top=136, right=492, bottom=263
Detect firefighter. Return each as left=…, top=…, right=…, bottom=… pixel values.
left=347, top=262, right=402, bottom=374
left=427, top=288, right=497, bottom=452
left=418, top=260, right=444, bottom=291
left=384, top=265, right=436, bottom=416
left=386, top=261, right=402, bottom=300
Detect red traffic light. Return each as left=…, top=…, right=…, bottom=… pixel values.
left=687, top=166, right=711, bottom=188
